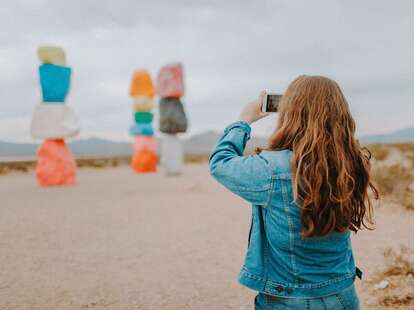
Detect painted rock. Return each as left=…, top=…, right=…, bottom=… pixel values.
left=37, top=46, right=66, bottom=66
left=133, top=136, right=157, bottom=153
left=161, top=134, right=183, bottom=176
left=131, top=149, right=158, bottom=173
left=36, top=139, right=77, bottom=186
left=129, top=123, right=154, bottom=136
left=30, top=104, right=79, bottom=139
left=39, top=64, right=71, bottom=102
left=130, top=70, right=155, bottom=97
left=134, top=112, right=153, bottom=124
left=159, top=98, right=188, bottom=134
left=132, top=97, right=155, bottom=112
left=156, top=62, right=184, bottom=98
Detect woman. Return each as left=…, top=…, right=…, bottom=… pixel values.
left=209, top=76, right=378, bottom=310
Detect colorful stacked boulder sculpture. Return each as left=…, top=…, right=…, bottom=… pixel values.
left=30, top=46, right=79, bottom=186
left=157, top=62, right=188, bottom=176
left=129, top=70, right=158, bottom=173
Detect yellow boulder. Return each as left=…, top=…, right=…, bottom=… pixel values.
left=37, top=46, right=66, bottom=66
left=132, top=96, right=155, bottom=112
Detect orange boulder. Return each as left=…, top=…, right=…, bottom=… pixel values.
left=36, top=139, right=77, bottom=186
left=131, top=149, right=158, bottom=173
left=130, top=69, right=155, bottom=97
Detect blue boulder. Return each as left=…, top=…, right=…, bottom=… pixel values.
left=39, top=64, right=71, bottom=102
left=129, top=123, right=154, bottom=136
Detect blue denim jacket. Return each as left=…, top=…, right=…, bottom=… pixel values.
left=209, top=121, right=358, bottom=298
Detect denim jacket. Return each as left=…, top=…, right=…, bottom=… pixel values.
left=209, top=121, right=359, bottom=298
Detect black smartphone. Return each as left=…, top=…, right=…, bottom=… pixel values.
left=261, top=93, right=282, bottom=113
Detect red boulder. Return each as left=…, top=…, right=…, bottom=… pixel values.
left=156, top=62, right=184, bottom=98
left=131, top=149, right=158, bottom=173
left=36, top=139, right=77, bottom=186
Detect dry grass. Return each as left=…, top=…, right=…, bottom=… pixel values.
left=0, top=157, right=131, bottom=175
left=368, top=143, right=414, bottom=211
left=369, top=143, right=414, bottom=166
left=369, top=144, right=391, bottom=161
left=371, top=164, right=414, bottom=210
left=76, top=157, right=130, bottom=168
left=366, top=246, right=414, bottom=309
left=382, top=246, right=414, bottom=278
left=184, top=154, right=210, bottom=163
left=0, top=160, right=36, bottom=175
left=0, top=154, right=209, bottom=175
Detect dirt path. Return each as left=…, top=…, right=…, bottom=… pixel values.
left=0, top=165, right=412, bottom=309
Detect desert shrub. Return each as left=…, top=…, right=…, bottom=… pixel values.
left=0, top=165, right=9, bottom=175
left=184, top=154, right=210, bottom=163
left=370, top=144, right=414, bottom=211
left=369, top=144, right=391, bottom=161
left=368, top=143, right=414, bottom=166
left=382, top=246, right=414, bottom=277
left=76, top=157, right=130, bottom=168
left=391, top=143, right=414, bottom=167
left=0, top=161, right=34, bottom=174
left=367, top=246, right=414, bottom=309
left=371, top=164, right=413, bottom=195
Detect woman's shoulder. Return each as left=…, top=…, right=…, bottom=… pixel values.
left=258, top=149, right=293, bottom=176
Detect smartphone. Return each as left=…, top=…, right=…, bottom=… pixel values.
left=261, top=93, right=282, bottom=113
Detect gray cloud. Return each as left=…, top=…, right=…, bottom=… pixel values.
left=0, top=0, right=413, bottom=141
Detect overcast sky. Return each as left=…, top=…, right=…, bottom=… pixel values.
left=0, top=0, right=413, bottom=142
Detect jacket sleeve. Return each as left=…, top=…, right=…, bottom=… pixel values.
left=209, top=121, right=272, bottom=206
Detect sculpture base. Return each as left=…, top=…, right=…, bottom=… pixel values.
left=161, top=134, right=183, bottom=176
left=36, top=139, right=77, bottom=186
left=131, top=149, right=158, bottom=173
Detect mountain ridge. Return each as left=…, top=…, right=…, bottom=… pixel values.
left=0, top=127, right=413, bottom=159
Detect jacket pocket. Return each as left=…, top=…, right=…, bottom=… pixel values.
left=247, top=215, right=253, bottom=247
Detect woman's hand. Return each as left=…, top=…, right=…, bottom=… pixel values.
left=239, top=91, right=269, bottom=124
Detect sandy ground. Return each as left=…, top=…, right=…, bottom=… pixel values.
left=0, top=164, right=413, bottom=310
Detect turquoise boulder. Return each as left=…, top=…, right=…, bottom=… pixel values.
left=39, top=64, right=71, bottom=102
left=129, top=123, right=154, bottom=136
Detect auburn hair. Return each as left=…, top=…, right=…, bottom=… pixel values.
left=259, top=75, right=378, bottom=237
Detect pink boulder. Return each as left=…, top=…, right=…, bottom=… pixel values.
left=133, top=136, right=157, bottom=153
left=156, top=62, right=184, bottom=98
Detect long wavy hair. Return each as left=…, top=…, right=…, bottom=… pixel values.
left=260, top=75, right=379, bottom=237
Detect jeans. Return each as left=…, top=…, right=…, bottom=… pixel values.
left=254, top=284, right=359, bottom=310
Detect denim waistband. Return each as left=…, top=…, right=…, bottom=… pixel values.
left=239, top=268, right=356, bottom=299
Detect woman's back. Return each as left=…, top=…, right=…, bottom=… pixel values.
left=259, top=150, right=355, bottom=286
left=210, top=140, right=357, bottom=297
left=209, top=75, right=378, bottom=309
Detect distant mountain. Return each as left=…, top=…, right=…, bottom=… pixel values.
left=183, top=130, right=267, bottom=155
left=0, top=127, right=413, bottom=160
left=0, top=141, right=38, bottom=158
left=182, top=131, right=220, bottom=155
left=70, top=138, right=131, bottom=157
left=360, top=127, right=414, bottom=144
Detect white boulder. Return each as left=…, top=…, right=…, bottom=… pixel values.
left=30, top=104, right=79, bottom=139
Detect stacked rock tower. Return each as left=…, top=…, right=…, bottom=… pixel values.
left=156, top=62, right=188, bottom=176
left=30, top=46, right=79, bottom=186
left=129, top=70, right=158, bottom=173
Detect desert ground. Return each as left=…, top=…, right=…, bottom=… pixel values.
left=0, top=162, right=413, bottom=310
